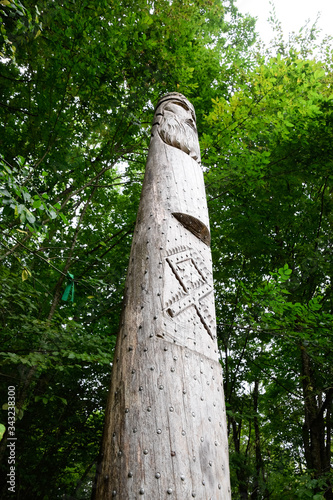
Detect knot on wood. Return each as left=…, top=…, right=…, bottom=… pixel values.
left=172, top=213, right=211, bottom=246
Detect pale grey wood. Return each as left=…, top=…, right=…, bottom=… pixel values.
left=93, top=93, right=231, bottom=499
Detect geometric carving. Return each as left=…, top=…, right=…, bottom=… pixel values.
left=164, top=248, right=215, bottom=339
left=172, top=212, right=211, bottom=246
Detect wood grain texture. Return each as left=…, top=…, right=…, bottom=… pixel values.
left=93, top=93, right=231, bottom=499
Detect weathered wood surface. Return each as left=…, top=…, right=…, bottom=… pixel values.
left=93, top=93, right=231, bottom=499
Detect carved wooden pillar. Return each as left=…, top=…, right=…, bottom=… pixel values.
left=93, top=93, right=231, bottom=499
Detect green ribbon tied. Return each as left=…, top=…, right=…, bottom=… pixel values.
left=62, top=273, right=75, bottom=302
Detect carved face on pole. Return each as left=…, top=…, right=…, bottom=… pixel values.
left=152, top=93, right=201, bottom=163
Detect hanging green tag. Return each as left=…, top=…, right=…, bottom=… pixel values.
left=62, top=273, right=75, bottom=302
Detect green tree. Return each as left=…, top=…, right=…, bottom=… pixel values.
left=204, top=42, right=333, bottom=499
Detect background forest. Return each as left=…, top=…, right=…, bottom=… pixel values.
left=0, top=0, right=332, bottom=498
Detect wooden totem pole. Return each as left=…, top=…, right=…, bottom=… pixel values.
left=93, top=93, right=231, bottom=499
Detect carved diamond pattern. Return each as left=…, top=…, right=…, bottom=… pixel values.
left=164, top=249, right=215, bottom=339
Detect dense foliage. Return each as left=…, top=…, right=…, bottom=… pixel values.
left=0, top=0, right=332, bottom=498
left=204, top=46, right=333, bottom=498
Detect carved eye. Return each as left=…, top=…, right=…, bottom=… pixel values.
left=172, top=101, right=188, bottom=111
left=185, top=118, right=196, bottom=130
left=165, top=102, right=183, bottom=111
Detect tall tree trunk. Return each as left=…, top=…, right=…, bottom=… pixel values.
left=300, top=346, right=332, bottom=499
left=231, top=417, right=249, bottom=500
left=92, top=93, right=231, bottom=499
left=251, top=379, right=266, bottom=500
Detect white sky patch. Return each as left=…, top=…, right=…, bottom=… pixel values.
left=236, top=0, right=333, bottom=45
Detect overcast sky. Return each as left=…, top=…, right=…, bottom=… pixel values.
left=235, top=0, right=333, bottom=45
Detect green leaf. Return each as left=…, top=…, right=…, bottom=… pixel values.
left=59, top=212, right=68, bottom=224
left=0, top=423, right=5, bottom=439
left=16, top=155, right=25, bottom=167
left=26, top=209, right=36, bottom=224
left=48, top=209, right=57, bottom=220
left=33, top=199, right=42, bottom=209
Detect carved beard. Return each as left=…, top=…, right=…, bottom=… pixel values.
left=157, top=110, right=201, bottom=162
